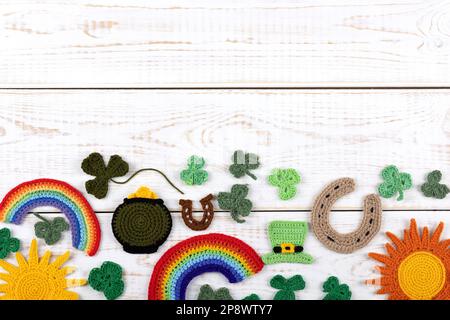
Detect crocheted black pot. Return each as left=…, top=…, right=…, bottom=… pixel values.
left=112, top=192, right=172, bottom=254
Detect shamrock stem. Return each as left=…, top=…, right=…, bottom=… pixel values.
left=33, top=213, right=49, bottom=223
left=397, top=190, right=404, bottom=201
left=111, top=168, right=184, bottom=195
left=246, top=170, right=257, bottom=180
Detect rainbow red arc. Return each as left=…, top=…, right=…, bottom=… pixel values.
left=0, top=179, right=101, bottom=256
left=148, top=233, right=264, bottom=300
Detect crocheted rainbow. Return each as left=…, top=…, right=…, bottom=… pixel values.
left=0, top=179, right=100, bottom=256
left=148, top=233, right=264, bottom=300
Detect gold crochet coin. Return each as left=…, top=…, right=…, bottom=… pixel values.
left=398, top=251, right=446, bottom=300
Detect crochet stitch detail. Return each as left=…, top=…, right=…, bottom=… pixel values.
left=378, top=165, right=412, bottom=201
left=311, top=178, right=382, bottom=254
left=0, top=239, right=86, bottom=300
left=270, top=275, right=305, bottom=300
left=89, top=261, right=124, bottom=300
left=0, top=228, right=20, bottom=259
left=217, top=184, right=253, bottom=223
left=82, top=152, right=129, bottom=199
left=322, top=276, right=352, bottom=300
left=128, top=186, right=159, bottom=199
left=112, top=190, right=172, bottom=254
left=268, top=168, right=301, bottom=200
left=262, top=221, right=314, bottom=265
left=229, top=150, right=260, bottom=180
left=367, top=219, right=450, bottom=300
left=180, top=194, right=215, bottom=231
left=180, top=155, right=208, bottom=186
left=81, top=152, right=184, bottom=199
left=197, top=284, right=234, bottom=300
left=0, top=178, right=101, bottom=256
left=148, top=233, right=264, bottom=300
left=34, top=214, right=69, bottom=245
left=421, top=170, right=449, bottom=199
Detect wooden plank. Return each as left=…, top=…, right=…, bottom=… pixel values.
left=1, top=0, right=449, bottom=87
left=3, top=210, right=448, bottom=300
left=0, top=89, right=449, bottom=211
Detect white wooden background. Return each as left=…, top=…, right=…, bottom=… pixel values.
left=0, top=0, right=449, bottom=300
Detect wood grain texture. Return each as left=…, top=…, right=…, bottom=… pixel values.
left=1, top=0, right=450, bottom=87
left=0, top=89, right=449, bottom=211
left=3, top=210, right=449, bottom=300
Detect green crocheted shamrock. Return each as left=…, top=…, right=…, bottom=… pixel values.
left=217, top=184, right=253, bottom=223
left=421, top=170, right=449, bottom=199
left=322, top=276, right=352, bottom=300
left=270, top=275, right=305, bottom=300
left=268, top=168, right=301, bottom=200
left=180, top=155, right=208, bottom=186
left=82, top=152, right=129, bottom=199
left=197, top=285, right=234, bottom=300
left=34, top=214, right=69, bottom=245
left=88, top=261, right=125, bottom=300
left=243, top=294, right=261, bottom=300
left=0, top=228, right=20, bottom=259
left=229, top=150, right=260, bottom=180
left=378, top=165, right=412, bottom=201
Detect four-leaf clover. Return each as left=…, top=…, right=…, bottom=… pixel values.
left=82, top=152, right=129, bottom=199
left=217, top=184, right=253, bottom=223
left=180, top=155, right=208, bottom=186
left=268, top=168, right=301, bottom=200
left=322, top=276, right=352, bottom=300
left=197, top=285, right=234, bottom=300
left=34, top=214, right=69, bottom=245
left=270, top=275, right=305, bottom=300
left=0, top=228, right=20, bottom=259
left=229, top=150, right=260, bottom=180
left=378, top=165, right=412, bottom=201
left=88, top=261, right=125, bottom=300
left=421, top=170, right=449, bottom=199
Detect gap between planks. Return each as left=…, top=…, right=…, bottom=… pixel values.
left=2, top=86, right=450, bottom=90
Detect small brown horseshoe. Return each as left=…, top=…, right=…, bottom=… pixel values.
left=311, top=178, right=382, bottom=254
left=180, top=194, right=215, bottom=231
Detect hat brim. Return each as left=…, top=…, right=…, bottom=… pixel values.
left=262, top=252, right=314, bottom=265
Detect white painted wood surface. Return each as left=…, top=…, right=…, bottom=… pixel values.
left=0, top=90, right=449, bottom=211
left=1, top=0, right=450, bottom=87
left=1, top=0, right=449, bottom=301
left=0, top=93, right=449, bottom=300
left=3, top=211, right=448, bottom=300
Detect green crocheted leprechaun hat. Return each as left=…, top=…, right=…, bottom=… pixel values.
left=262, top=221, right=314, bottom=265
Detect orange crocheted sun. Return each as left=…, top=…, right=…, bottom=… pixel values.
left=367, top=219, right=450, bottom=300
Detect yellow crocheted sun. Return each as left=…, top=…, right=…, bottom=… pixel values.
left=367, top=219, right=450, bottom=300
left=0, top=239, right=86, bottom=300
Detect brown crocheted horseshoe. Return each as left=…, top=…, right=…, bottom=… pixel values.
left=311, top=178, right=382, bottom=254
left=179, top=194, right=215, bottom=231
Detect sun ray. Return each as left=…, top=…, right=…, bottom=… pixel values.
left=386, top=231, right=405, bottom=252
left=0, top=260, right=18, bottom=275
left=39, top=251, right=52, bottom=267
left=0, top=273, right=12, bottom=282
left=27, top=239, right=39, bottom=268
left=368, top=219, right=450, bottom=300
left=15, top=252, right=29, bottom=270
left=430, top=222, right=444, bottom=246
left=49, top=251, right=70, bottom=270
left=368, top=252, right=392, bottom=265
left=0, top=239, right=86, bottom=300
left=421, top=227, right=430, bottom=248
